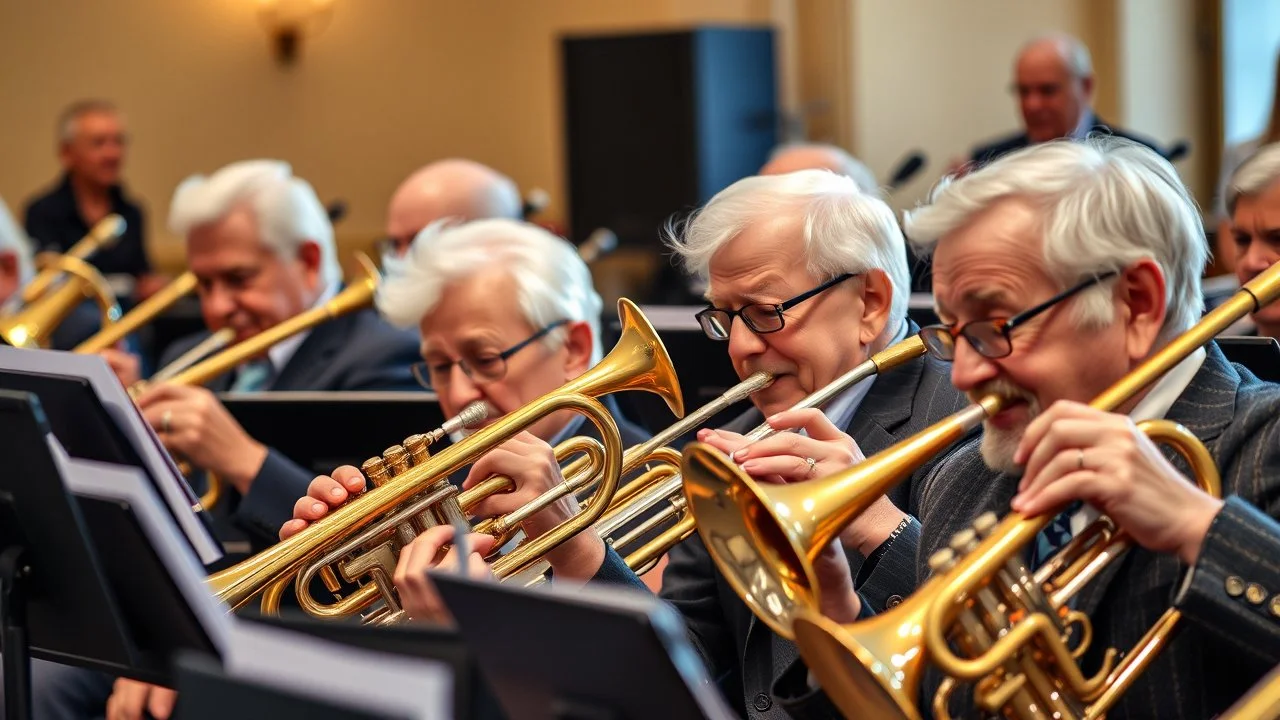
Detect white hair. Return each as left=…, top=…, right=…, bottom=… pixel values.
left=1227, top=142, right=1280, bottom=216
left=666, top=169, right=911, bottom=333
left=905, top=137, right=1205, bottom=339
left=766, top=143, right=883, bottom=198
left=1021, top=33, right=1093, bottom=79
left=0, top=196, right=33, bottom=285
left=168, top=159, right=340, bottom=287
left=377, top=218, right=604, bottom=363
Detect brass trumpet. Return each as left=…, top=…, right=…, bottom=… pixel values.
left=0, top=215, right=126, bottom=348
left=207, top=298, right=684, bottom=624
left=74, top=271, right=198, bottom=354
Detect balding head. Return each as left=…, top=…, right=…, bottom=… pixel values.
left=384, top=159, right=522, bottom=255
left=760, top=144, right=881, bottom=198
left=1014, top=34, right=1095, bottom=144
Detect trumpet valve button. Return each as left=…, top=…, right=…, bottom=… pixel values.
left=973, top=511, right=998, bottom=536
left=950, top=528, right=978, bottom=553
left=383, top=445, right=410, bottom=475
left=362, top=457, right=390, bottom=487
left=403, top=434, right=431, bottom=464
left=929, top=548, right=957, bottom=572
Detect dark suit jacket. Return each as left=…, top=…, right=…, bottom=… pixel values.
left=969, top=112, right=1167, bottom=168
left=159, top=305, right=420, bottom=545
left=779, top=343, right=1280, bottom=719
left=593, top=350, right=972, bottom=719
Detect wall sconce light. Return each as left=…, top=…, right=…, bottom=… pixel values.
left=257, top=0, right=336, bottom=65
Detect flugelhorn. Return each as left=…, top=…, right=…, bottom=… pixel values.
left=592, top=333, right=928, bottom=578
left=771, top=263, right=1280, bottom=719
left=207, top=298, right=684, bottom=624
left=0, top=215, right=126, bottom=348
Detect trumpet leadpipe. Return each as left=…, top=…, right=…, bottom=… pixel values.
left=149, top=327, right=236, bottom=384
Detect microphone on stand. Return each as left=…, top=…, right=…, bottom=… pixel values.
left=1165, top=141, right=1190, bottom=163
left=886, top=151, right=927, bottom=191
left=522, top=188, right=551, bottom=219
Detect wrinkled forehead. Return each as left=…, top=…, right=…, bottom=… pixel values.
left=929, top=200, right=1052, bottom=312
left=706, top=212, right=817, bottom=297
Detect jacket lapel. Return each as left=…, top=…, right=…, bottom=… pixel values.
left=1075, top=343, right=1240, bottom=614
left=267, top=313, right=350, bottom=391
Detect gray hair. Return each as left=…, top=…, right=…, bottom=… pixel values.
left=1227, top=142, right=1280, bottom=216
left=377, top=218, right=604, bottom=363
left=765, top=143, right=882, bottom=198
left=905, top=137, right=1205, bottom=339
left=168, top=159, right=340, bottom=288
left=666, top=169, right=911, bottom=332
left=0, top=197, right=34, bottom=285
left=1021, top=33, right=1093, bottom=79
left=58, top=99, right=119, bottom=144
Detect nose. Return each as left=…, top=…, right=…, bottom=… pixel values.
left=725, top=316, right=766, bottom=367
left=949, top=337, right=999, bottom=393
left=1238, top=240, right=1278, bottom=279
left=443, top=364, right=485, bottom=416
left=201, top=283, right=238, bottom=325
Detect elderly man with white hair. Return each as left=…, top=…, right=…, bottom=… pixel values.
left=759, top=143, right=881, bottom=198
left=279, top=217, right=653, bottom=606
left=1225, top=142, right=1280, bottom=340
left=775, top=138, right=1280, bottom=718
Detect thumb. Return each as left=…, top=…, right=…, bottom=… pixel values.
left=468, top=533, right=499, bottom=557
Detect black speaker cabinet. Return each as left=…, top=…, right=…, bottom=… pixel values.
left=562, top=27, right=778, bottom=248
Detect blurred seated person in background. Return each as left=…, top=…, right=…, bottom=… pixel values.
left=281, top=218, right=653, bottom=560
left=959, top=34, right=1164, bottom=172
left=759, top=143, right=882, bottom=197
left=1224, top=142, right=1280, bottom=339
left=23, top=100, right=167, bottom=301
left=1213, top=50, right=1280, bottom=274
left=380, top=158, right=522, bottom=262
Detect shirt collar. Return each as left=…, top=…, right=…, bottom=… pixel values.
left=263, top=281, right=340, bottom=374
left=1128, top=345, right=1206, bottom=422
left=820, top=319, right=911, bottom=432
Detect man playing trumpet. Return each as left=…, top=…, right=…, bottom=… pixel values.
left=776, top=137, right=1280, bottom=718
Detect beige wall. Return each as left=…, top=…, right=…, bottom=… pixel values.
left=0, top=0, right=773, bottom=274
left=0, top=0, right=1213, bottom=275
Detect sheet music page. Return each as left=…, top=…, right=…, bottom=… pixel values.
left=222, top=620, right=452, bottom=719
left=52, top=442, right=232, bottom=655
left=0, top=347, right=222, bottom=563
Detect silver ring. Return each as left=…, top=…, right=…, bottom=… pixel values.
left=161, top=409, right=172, bottom=434
left=1077, top=448, right=1085, bottom=472
left=805, top=456, right=817, bottom=478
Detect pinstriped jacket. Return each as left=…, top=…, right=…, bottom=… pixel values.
left=779, top=343, right=1280, bottom=719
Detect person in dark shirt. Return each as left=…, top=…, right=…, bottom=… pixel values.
left=22, top=99, right=166, bottom=300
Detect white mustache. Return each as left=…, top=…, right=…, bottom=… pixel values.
left=969, top=378, right=1040, bottom=415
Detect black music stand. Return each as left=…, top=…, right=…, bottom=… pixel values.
left=0, top=390, right=224, bottom=720
left=1218, top=336, right=1280, bottom=383
left=434, top=574, right=736, bottom=720
left=174, top=652, right=407, bottom=720
left=242, top=613, right=506, bottom=720
left=220, top=391, right=446, bottom=476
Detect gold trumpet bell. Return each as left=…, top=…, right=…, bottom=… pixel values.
left=792, top=603, right=927, bottom=720
left=0, top=254, right=121, bottom=348
left=596, top=299, right=685, bottom=418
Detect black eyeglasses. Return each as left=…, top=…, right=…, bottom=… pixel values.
left=412, top=320, right=570, bottom=389
left=695, top=273, right=856, bottom=341
left=919, top=271, right=1119, bottom=361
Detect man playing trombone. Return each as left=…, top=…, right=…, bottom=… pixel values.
left=775, top=137, right=1280, bottom=718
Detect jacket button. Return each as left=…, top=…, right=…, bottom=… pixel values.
left=1226, top=576, right=1245, bottom=597
left=886, top=594, right=903, bottom=608
left=1247, top=583, right=1268, bottom=605
left=753, top=693, right=772, bottom=712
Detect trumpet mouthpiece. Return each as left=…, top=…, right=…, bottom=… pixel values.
left=444, top=401, right=492, bottom=435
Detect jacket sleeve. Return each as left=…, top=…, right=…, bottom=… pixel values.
left=656, top=534, right=743, bottom=685
left=232, top=447, right=314, bottom=544
left=1174, top=495, right=1280, bottom=664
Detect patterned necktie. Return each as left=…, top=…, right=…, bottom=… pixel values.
left=230, top=359, right=273, bottom=392
left=1030, top=500, right=1083, bottom=570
